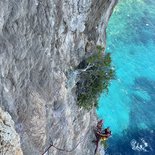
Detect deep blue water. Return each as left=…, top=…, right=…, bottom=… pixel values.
left=97, top=0, right=155, bottom=154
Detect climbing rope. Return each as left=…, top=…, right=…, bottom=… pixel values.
left=41, top=138, right=83, bottom=155
left=41, top=127, right=92, bottom=155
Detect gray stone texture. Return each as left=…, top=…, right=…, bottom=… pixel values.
left=0, top=0, right=117, bottom=154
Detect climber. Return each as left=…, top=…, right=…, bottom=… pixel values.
left=100, top=127, right=112, bottom=141
left=93, top=121, right=112, bottom=154
left=92, top=120, right=104, bottom=154
left=92, top=120, right=103, bottom=142
left=104, top=127, right=111, bottom=138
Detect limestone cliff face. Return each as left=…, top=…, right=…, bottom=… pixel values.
left=0, top=108, right=23, bottom=155
left=0, top=0, right=117, bottom=155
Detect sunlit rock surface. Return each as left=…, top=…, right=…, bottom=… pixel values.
left=0, top=108, right=23, bottom=155
left=0, top=0, right=117, bottom=154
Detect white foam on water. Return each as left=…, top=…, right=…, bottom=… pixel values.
left=130, top=138, right=150, bottom=152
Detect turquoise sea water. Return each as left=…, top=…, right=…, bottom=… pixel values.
left=97, top=0, right=155, bottom=154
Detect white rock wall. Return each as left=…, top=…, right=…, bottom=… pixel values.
left=0, top=0, right=117, bottom=154
left=0, top=107, right=23, bottom=155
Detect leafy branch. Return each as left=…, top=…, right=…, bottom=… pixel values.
left=76, top=45, right=115, bottom=110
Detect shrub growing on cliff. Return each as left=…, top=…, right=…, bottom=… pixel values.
left=76, top=46, right=115, bottom=110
